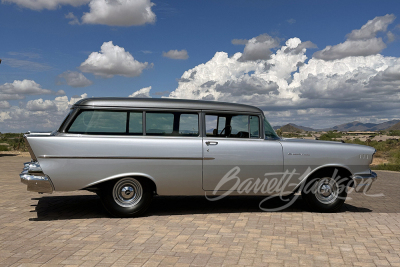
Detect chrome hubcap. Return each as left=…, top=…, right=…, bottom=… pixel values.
left=121, top=186, right=134, bottom=199
left=314, top=178, right=339, bottom=204
left=320, top=184, right=332, bottom=197
left=113, top=178, right=143, bottom=207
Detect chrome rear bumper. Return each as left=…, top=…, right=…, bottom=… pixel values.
left=351, top=171, right=377, bottom=193
left=19, top=162, right=53, bottom=194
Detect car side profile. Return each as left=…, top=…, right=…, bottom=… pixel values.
left=20, top=98, right=377, bottom=217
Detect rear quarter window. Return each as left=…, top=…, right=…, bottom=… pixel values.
left=67, top=110, right=127, bottom=134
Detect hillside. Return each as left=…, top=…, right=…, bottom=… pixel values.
left=273, top=123, right=315, bottom=131
left=279, top=124, right=304, bottom=133
left=323, top=120, right=400, bottom=131
left=388, top=121, right=400, bottom=131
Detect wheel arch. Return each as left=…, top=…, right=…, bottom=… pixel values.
left=294, top=164, right=353, bottom=192
left=82, top=172, right=157, bottom=194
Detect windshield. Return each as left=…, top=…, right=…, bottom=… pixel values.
left=264, top=117, right=280, bottom=140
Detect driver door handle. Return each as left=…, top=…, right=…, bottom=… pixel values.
left=205, top=141, right=218, bottom=146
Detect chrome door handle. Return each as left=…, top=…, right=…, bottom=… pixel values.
left=205, top=141, right=218, bottom=146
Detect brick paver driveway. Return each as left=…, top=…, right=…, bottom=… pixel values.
left=1, top=155, right=399, bottom=266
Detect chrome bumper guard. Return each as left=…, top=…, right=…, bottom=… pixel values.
left=351, top=171, right=377, bottom=193
left=19, top=162, right=53, bottom=194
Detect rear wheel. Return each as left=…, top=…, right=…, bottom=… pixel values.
left=301, top=172, right=348, bottom=212
left=99, top=177, right=153, bottom=217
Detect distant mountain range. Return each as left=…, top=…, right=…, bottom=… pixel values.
left=274, top=120, right=400, bottom=132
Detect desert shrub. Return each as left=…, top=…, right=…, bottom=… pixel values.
left=319, top=131, right=342, bottom=141
left=390, top=150, right=400, bottom=164
left=388, top=130, right=400, bottom=136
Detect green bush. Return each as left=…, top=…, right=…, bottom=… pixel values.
left=388, top=130, right=400, bottom=136
left=0, top=145, right=9, bottom=151
left=319, top=131, right=343, bottom=141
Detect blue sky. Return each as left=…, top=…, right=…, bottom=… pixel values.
left=1, top=0, right=400, bottom=132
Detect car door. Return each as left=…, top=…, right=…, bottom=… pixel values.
left=202, top=112, right=283, bottom=192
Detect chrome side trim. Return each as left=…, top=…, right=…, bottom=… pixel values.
left=351, top=171, right=377, bottom=193
left=38, top=155, right=215, bottom=160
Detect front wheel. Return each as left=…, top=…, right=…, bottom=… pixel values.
left=99, top=177, right=153, bottom=217
left=301, top=173, right=348, bottom=213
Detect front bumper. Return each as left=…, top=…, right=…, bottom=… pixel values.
left=351, top=171, right=377, bottom=193
left=19, top=162, right=53, bottom=194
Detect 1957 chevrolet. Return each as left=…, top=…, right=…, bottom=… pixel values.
left=20, top=98, right=377, bottom=217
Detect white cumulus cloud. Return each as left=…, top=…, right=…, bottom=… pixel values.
left=80, top=41, right=152, bottom=78
left=0, top=80, right=54, bottom=100
left=82, top=0, right=155, bottom=26
left=0, top=93, right=87, bottom=132
left=129, top=86, right=151, bottom=98
left=26, top=99, right=57, bottom=111
left=2, top=0, right=90, bottom=10
left=58, top=71, right=93, bottom=87
left=163, top=50, right=189, bottom=60
left=0, top=112, right=11, bottom=123
left=312, top=38, right=387, bottom=61
left=314, top=14, right=396, bottom=61
left=169, top=22, right=400, bottom=129
left=0, top=101, right=11, bottom=109
left=233, top=34, right=281, bottom=62
left=65, top=12, right=80, bottom=25
left=346, top=14, right=396, bottom=40
left=387, top=31, right=395, bottom=43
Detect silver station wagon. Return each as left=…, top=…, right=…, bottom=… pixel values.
left=20, top=98, right=377, bottom=217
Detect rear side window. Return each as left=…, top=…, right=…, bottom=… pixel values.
left=68, top=110, right=127, bottom=134
left=145, top=112, right=199, bottom=136
left=146, top=113, right=174, bottom=135
left=179, top=114, right=199, bottom=135
left=129, top=112, right=143, bottom=134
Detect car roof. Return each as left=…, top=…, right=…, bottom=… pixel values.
left=73, top=97, right=263, bottom=113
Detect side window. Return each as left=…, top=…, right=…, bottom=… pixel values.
left=129, top=112, right=143, bottom=135
left=68, top=110, right=127, bottom=134
left=249, top=116, right=260, bottom=138
left=230, top=115, right=249, bottom=136
left=205, top=114, right=260, bottom=138
left=179, top=114, right=199, bottom=136
left=146, top=113, right=174, bottom=135
left=205, top=115, right=227, bottom=137
left=145, top=112, right=199, bottom=136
